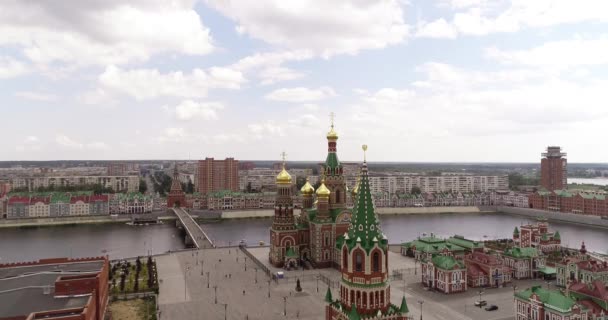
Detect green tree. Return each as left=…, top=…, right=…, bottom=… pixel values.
left=186, top=180, right=194, bottom=194
left=410, top=186, right=422, bottom=195
left=246, top=182, right=253, bottom=193
left=139, top=179, right=148, bottom=193
left=296, top=177, right=306, bottom=190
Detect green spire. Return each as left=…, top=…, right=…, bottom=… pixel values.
left=400, top=296, right=409, bottom=314
left=346, top=152, right=383, bottom=249
left=325, top=287, right=333, bottom=303
left=554, top=231, right=561, bottom=240
left=348, top=303, right=360, bottom=320
left=513, top=227, right=519, bottom=235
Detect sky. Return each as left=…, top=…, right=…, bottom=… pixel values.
left=2, top=0, right=608, bottom=163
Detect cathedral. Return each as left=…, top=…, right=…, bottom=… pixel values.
left=269, top=120, right=353, bottom=269
left=269, top=122, right=412, bottom=320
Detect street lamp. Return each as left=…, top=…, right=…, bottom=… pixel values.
left=316, top=275, right=319, bottom=293
left=245, top=257, right=247, bottom=271
left=477, top=290, right=484, bottom=308
left=223, top=303, right=228, bottom=320
left=268, top=280, right=271, bottom=298
left=512, top=285, right=518, bottom=301
left=214, top=285, right=218, bottom=304
left=184, top=266, right=190, bottom=300
left=417, top=300, right=424, bottom=320
left=206, top=271, right=210, bottom=288
left=283, top=296, right=288, bottom=316
left=255, top=267, right=258, bottom=283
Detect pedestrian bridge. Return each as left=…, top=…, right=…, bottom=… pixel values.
left=172, top=207, right=213, bottom=249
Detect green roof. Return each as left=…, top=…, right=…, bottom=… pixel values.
left=348, top=303, right=360, bottom=320
left=401, top=236, right=468, bottom=254
left=554, top=231, right=561, bottom=240
left=554, top=190, right=573, bottom=198
left=325, top=152, right=341, bottom=174
left=50, top=193, right=71, bottom=203
left=431, top=255, right=465, bottom=270
left=515, top=286, right=576, bottom=313
left=399, top=296, right=409, bottom=314
left=504, top=247, right=539, bottom=259
left=447, top=235, right=483, bottom=249
left=285, top=247, right=297, bottom=258
left=325, top=287, right=333, bottom=303
left=344, top=163, right=386, bottom=252
left=538, top=267, right=556, bottom=275
left=513, top=227, right=519, bottom=235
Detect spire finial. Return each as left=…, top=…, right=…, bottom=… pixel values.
left=280, top=151, right=287, bottom=168
left=362, top=144, right=368, bottom=162
left=329, top=112, right=335, bottom=129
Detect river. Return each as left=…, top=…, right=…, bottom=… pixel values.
left=0, top=213, right=606, bottom=263
left=569, top=177, right=608, bottom=186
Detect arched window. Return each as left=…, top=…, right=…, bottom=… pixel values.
left=343, top=247, right=348, bottom=269
left=355, top=252, right=363, bottom=272
left=373, top=252, right=380, bottom=272
left=335, top=189, right=341, bottom=204
left=380, top=290, right=384, bottom=305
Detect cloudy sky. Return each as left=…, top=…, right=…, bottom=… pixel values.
left=2, top=0, right=608, bottom=163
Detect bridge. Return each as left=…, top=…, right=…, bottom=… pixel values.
left=172, top=207, right=214, bottom=249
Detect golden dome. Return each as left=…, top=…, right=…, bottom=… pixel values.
left=316, top=179, right=331, bottom=198
left=300, top=178, right=315, bottom=195
left=326, top=125, right=338, bottom=140
left=276, top=166, right=292, bottom=185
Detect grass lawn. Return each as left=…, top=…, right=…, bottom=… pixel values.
left=108, top=299, right=156, bottom=320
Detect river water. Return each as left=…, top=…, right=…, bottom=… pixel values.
left=0, top=213, right=606, bottom=263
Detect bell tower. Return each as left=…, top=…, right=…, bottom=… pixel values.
left=323, top=113, right=346, bottom=209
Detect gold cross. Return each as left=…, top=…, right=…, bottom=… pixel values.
left=281, top=151, right=287, bottom=163
left=362, top=144, right=368, bottom=162
left=329, top=112, right=335, bottom=128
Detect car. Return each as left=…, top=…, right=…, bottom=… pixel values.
left=485, top=305, right=498, bottom=311
left=474, top=300, right=487, bottom=307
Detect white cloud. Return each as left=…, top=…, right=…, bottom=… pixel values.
left=0, top=1, right=214, bottom=67
left=288, top=114, right=320, bottom=128
left=99, top=65, right=245, bottom=100
left=486, top=38, right=608, bottom=69
left=205, top=0, right=409, bottom=57
left=157, top=127, right=193, bottom=143
left=166, top=100, right=224, bottom=121
left=56, top=134, right=109, bottom=150
left=421, top=0, right=608, bottom=38
left=14, top=91, right=57, bottom=102
left=259, top=67, right=306, bottom=85
left=265, top=86, right=336, bottom=103
left=0, top=56, right=29, bottom=78
left=248, top=121, right=285, bottom=139
left=25, top=136, right=39, bottom=143
left=416, top=18, right=458, bottom=39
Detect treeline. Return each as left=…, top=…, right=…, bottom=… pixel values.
left=11, top=184, right=115, bottom=194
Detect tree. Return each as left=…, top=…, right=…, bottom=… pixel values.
left=119, top=272, right=126, bottom=292
left=246, top=182, right=253, bottom=193
left=139, top=179, right=148, bottom=193
left=296, top=279, right=302, bottom=292
left=296, top=177, right=306, bottom=191
left=187, top=180, right=194, bottom=194
left=411, top=186, right=422, bottom=195
left=136, top=257, right=142, bottom=273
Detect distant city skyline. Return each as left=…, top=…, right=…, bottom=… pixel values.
left=2, top=1, right=608, bottom=162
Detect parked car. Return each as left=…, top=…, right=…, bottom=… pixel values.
left=485, top=305, right=498, bottom=311
left=474, top=300, right=487, bottom=307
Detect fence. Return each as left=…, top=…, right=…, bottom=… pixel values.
left=239, top=246, right=272, bottom=278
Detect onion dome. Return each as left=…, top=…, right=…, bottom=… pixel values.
left=326, top=125, right=338, bottom=140
left=316, top=179, right=331, bottom=198
left=300, top=178, right=315, bottom=196
left=276, top=163, right=292, bottom=185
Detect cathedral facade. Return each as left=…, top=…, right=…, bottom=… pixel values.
left=269, top=122, right=352, bottom=269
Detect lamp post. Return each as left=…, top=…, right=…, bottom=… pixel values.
left=223, top=303, right=228, bottom=320
left=512, top=285, right=518, bottom=301
left=316, top=275, right=319, bottom=293
left=417, top=300, right=424, bottom=320
left=214, top=285, right=218, bottom=304
left=268, top=280, right=271, bottom=298
left=245, top=257, right=247, bottom=271
left=478, top=290, right=484, bottom=308
left=255, top=267, right=258, bottom=283
left=184, top=266, right=190, bottom=300
left=206, top=271, right=210, bottom=288
left=283, top=296, right=288, bottom=316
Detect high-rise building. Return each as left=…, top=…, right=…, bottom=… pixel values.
left=106, top=162, right=127, bottom=176
left=195, top=157, right=239, bottom=194
left=540, top=146, right=567, bottom=191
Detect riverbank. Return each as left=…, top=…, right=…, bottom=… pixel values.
left=0, top=213, right=177, bottom=228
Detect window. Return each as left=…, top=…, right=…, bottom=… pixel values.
left=343, top=248, right=348, bottom=269
left=373, top=252, right=380, bottom=272
left=355, top=252, right=363, bottom=272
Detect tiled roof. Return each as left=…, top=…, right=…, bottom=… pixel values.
left=515, top=286, right=576, bottom=312
left=431, top=255, right=465, bottom=270
left=504, top=247, right=539, bottom=259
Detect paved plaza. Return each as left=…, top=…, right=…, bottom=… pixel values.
left=156, top=246, right=554, bottom=320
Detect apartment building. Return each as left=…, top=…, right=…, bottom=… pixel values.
left=195, top=157, right=239, bottom=194
left=367, top=174, right=508, bottom=195
left=11, top=175, right=140, bottom=192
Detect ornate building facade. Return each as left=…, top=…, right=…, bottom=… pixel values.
left=167, top=164, right=186, bottom=208
left=326, top=146, right=410, bottom=319
left=269, top=122, right=353, bottom=268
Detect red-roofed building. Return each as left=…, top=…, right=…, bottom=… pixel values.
left=568, top=280, right=608, bottom=318
left=70, top=195, right=90, bottom=216
left=465, top=252, right=512, bottom=288
left=7, top=196, right=31, bottom=218
left=29, top=195, right=51, bottom=217
left=89, top=195, right=109, bottom=215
